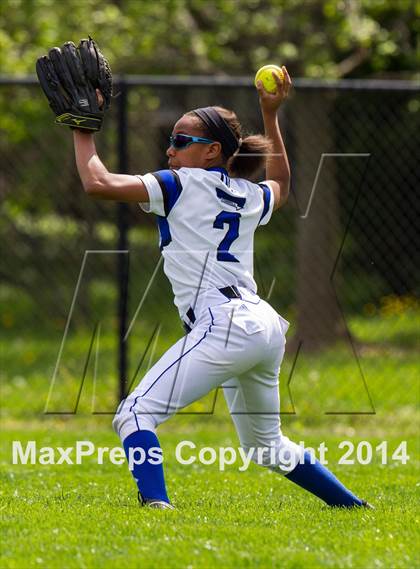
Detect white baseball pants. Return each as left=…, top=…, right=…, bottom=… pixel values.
left=113, top=288, right=303, bottom=472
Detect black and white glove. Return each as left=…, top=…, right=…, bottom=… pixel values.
left=36, top=37, right=112, bottom=131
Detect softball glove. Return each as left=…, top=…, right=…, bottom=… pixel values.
left=36, top=37, right=112, bottom=132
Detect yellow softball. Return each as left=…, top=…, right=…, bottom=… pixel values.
left=254, top=64, right=284, bottom=94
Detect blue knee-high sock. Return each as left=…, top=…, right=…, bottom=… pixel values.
left=285, top=451, right=362, bottom=507
left=123, top=430, right=170, bottom=503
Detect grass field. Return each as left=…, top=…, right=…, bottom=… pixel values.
left=1, top=308, right=419, bottom=568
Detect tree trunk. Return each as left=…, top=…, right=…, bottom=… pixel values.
left=290, top=90, right=346, bottom=352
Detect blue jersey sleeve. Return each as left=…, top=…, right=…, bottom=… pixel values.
left=258, top=182, right=275, bottom=226
left=138, top=169, right=183, bottom=217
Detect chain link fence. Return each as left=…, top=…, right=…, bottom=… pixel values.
left=1, top=77, right=419, bottom=417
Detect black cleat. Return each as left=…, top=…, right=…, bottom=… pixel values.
left=138, top=491, right=175, bottom=510
left=144, top=499, right=175, bottom=510
left=361, top=499, right=374, bottom=510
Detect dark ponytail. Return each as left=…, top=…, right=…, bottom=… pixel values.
left=187, top=106, right=272, bottom=180
left=228, top=134, right=273, bottom=180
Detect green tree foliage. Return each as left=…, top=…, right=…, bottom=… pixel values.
left=0, top=0, right=418, bottom=326
left=0, top=0, right=418, bottom=78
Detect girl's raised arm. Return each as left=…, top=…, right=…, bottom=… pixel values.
left=73, top=130, right=149, bottom=202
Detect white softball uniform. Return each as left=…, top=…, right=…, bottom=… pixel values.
left=113, top=167, right=303, bottom=471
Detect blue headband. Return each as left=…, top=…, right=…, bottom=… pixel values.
left=192, top=107, right=240, bottom=158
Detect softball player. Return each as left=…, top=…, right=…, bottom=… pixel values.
left=73, top=69, right=371, bottom=510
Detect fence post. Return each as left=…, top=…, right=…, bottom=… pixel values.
left=116, top=79, right=130, bottom=402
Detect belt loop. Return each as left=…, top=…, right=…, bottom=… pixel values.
left=219, top=286, right=242, bottom=299
left=186, top=307, right=196, bottom=323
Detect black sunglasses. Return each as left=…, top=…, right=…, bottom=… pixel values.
left=169, top=134, right=215, bottom=149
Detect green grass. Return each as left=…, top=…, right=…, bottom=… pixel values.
left=1, top=428, right=419, bottom=569
left=1, top=309, right=419, bottom=568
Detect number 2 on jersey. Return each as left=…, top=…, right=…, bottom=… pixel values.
left=213, top=211, right=241, bottom=262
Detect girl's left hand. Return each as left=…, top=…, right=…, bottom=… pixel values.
left=96, top=88, right=104, bottom=110
left=256, top=66, right=292, bottom=114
